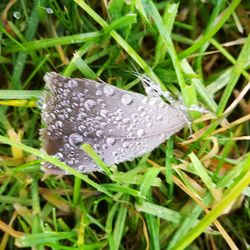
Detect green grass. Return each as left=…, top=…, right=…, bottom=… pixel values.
left=0, top=0, right=250, bottom=249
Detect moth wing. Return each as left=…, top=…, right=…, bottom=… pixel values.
left=41, top=72, right=187, bottom=173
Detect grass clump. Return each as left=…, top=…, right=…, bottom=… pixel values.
left=0, top=0, right=250, bottom=249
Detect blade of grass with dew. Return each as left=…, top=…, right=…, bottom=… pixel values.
left=63, top=43, right=94, bottom=76
left=141, top=1, right=187, bottom=92
left=138, top=167, right=160, bottom=204
left=72, top=54, right=97, bottom=80
left=153, top=2, right=179, bottom=66
left=15, top=231, right=76, bottom=248
left=73, top=177, right=82, bottom=206
left=112, top=171, right=162, bottom=187
left=31, top=179, right=42, bottom=250
left=165, top=136, right=174, bottom=199
left=81, top=143, right=112, bottom=177
left=103, top=14, right=137, bottom=35
left=136, top=201, right=183, bottom=224
left=144, top=204, right=160, bottom=250
left=106, top=203, right=119, bottom=249
left=101, top=184, right=142, bottom=198
left=0, top=90, right=42, bottom=99
left=4, top=32, right=101, bottom=53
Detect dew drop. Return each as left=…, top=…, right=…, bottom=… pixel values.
left=100, top=122, right=107, bottom=128
left=112, top=151, right=118, bottom=157
left=13, top=11, right=21, bottom=19
left=137, top=129, right=145, bottom=137
left=54, top=152, right=64, bottom=160
left=157, top=115, right=163, bottom=121
left=69, top=133, right=83, bottom=146
left=146, top=122, right=152, bottom=128
left=78, top=165, right=84, bottom=171
left=93, top=144, right=101, bottom=151
left=100, top=109, right=108, bottom=118
left=106, top=137, right=116, bottom=146
left=103, top=85, right=115, bottom=96
left=96, top=89, right=102, bottom=96
left=78, top=124, right=86, bottom=132
left=138, top=106, right=144, bottom=112
left=121, top=94, right=133, bottom=105
left=68, top=79, right=78, bottom=88
left=96, top=130, right=103, bottom=137
left=46, top=8, right=53, bottom=14
left=123, top=141, right=130, bottom=148
left=84, top=99, right=96, bottom=110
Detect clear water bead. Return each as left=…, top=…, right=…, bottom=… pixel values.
left=103, top=85, right=115, bottom=96
left=121, top=94, right=133, bottom=105
left=137, top=129, right=145, bottom=137
left=69, top=133, right=84, bottom=146
left=84, top=99, right=96, bottom=110
left=106, top=137, right=116, bottom=146
left=13, top=11, right=21, bottom=19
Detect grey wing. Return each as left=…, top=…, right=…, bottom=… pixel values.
left=41, top=72, right=188, bottom=174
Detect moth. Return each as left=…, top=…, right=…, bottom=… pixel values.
left=41, top=72, right=189, bottom=174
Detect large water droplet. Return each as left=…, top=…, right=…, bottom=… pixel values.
left=69, top=133, right=83, bottom=146
left=121, top=94, right=133, bottom=105
left=157, top=114, right=163, bottom=121
left=46, top=8, right=53, bottom=14
left=112, top=151, right=118, bottom=157
left=93, top=144, right=101, bottom=151
left=103, top=85, right=115, bottom=96
left=138, top=106, right=144, bottom=112
left=84, top=99, right=96, bottom=110
left=13, top=11, right=21, bottom=19
left=78, top=165, right=84, bottom=171
left=96, top=89, right=102, bottom=96
left=106, top=137, right=116, bottom=146
left=54, top=152, right=64, bottom=160
left=78, top=124, right=86, bottom=132
left=68, top=79, right=78, bottom=88
left=55, top=120, right=63, bottom=128
left=123, top=141, right=130, bottom=148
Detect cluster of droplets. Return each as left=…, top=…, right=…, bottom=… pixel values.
left=41, top=72, right=187, bottom=173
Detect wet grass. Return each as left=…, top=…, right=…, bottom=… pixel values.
left=0, top=0, right=250, bottom=249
